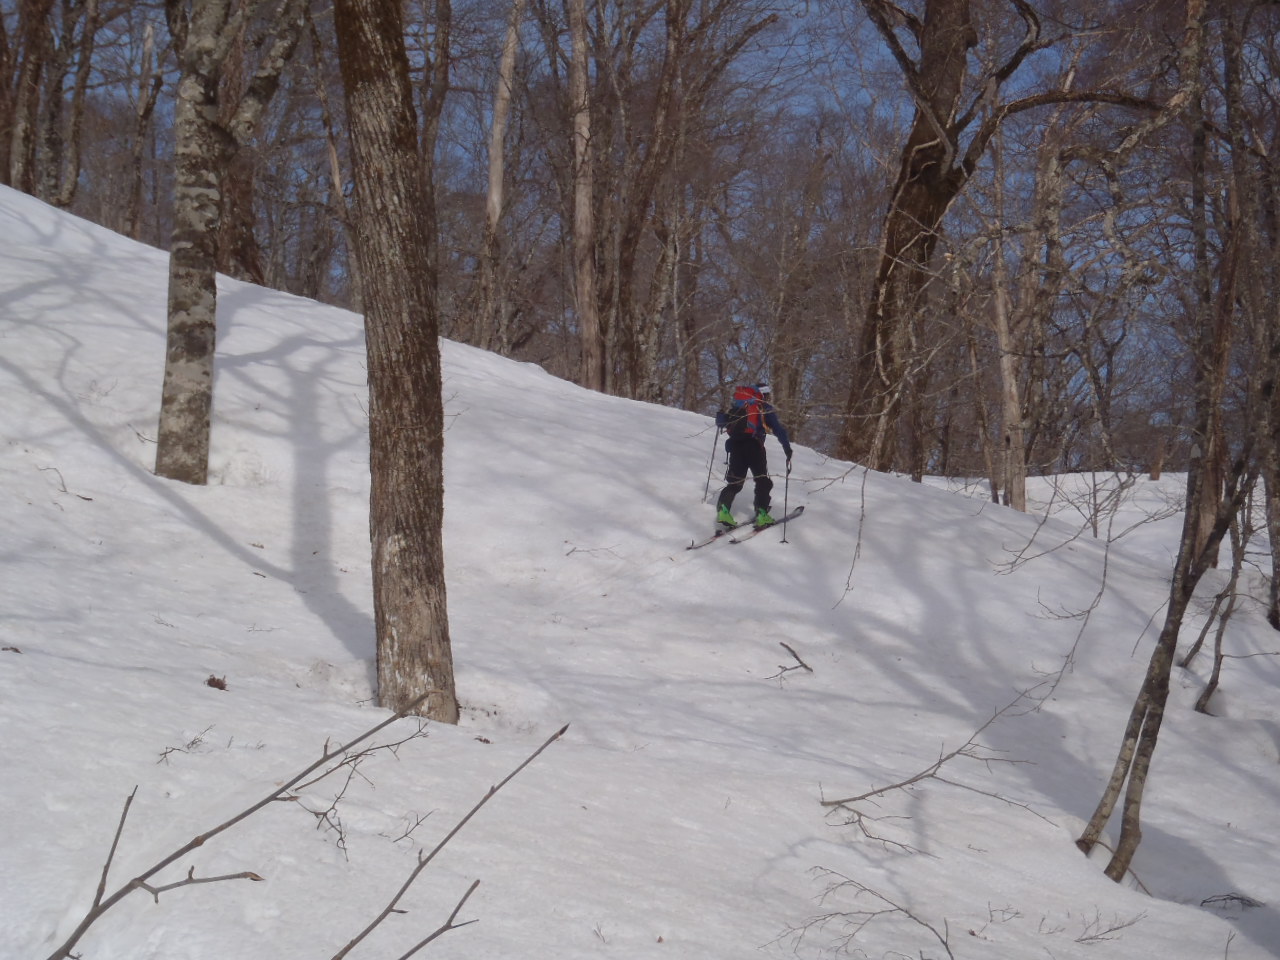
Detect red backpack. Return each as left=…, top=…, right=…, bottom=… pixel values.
left=724, top=385, right=765, bottom=438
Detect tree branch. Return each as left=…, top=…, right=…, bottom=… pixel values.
left=138, top=865, right=264, bottom=903
left=329, top=723, right=570, bottom=959
left=44, top=692, right=438, bottom=960
left=392, top=879, right=482, bottom=960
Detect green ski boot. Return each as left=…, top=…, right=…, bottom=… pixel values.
left=754, top=507, right=776, bottom=529
left=716, top=504, right=738, bottom=531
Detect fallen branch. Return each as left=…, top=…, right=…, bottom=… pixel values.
left=820, top=692, right=1032, bottom=808
left=766, top=642, right=813, bottom=681
left=45, top=691, right=439, bottom=960
left=139, top=866, right=264, bottom=903
left=805, top=868, right=955, bottom=959
left=330, top=723, right=570, bottom=959
left=393, top=879, right=481, bottom=960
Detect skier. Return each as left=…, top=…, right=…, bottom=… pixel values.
left=714, top=383, right=792, bottom=532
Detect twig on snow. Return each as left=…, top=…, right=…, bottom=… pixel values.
left=392, top=879, right=482, bottom=960
left=767, top=641, right=813, bottom=681
left=45, top=691, right=440, bottom=960
left=139, top=866, right=264, bottom=903
left=329, top=723, right=570, bottom=960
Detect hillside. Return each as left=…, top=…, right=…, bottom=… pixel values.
left=2, top=185, right=1278, bottom=959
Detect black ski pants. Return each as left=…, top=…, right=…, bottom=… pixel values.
left=717, top=435, right=772, bottom=513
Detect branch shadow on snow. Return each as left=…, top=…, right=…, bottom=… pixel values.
left=0, top=241, right=377, bottom=676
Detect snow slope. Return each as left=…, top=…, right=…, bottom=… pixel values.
left=2, top=185, right=1279, bottom=959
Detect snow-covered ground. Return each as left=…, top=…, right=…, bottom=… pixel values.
left=2, top=185, right=1278, bottom=959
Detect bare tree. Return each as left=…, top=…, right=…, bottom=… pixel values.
left=153, top=0, right=306, bottom=485
left=334, top=0, right=460, bottom=723
left=126, top=19, right=164, bottom=240
left=567, top=0, right=603, bottom=391
left=7, top=0, right=58, bottom=190
left=36, top=0, right=101, bottom=208
left=1074, top=0, right=1280, bottom=882
left=833, top=0, right=1160, bottom=471
left=476, top=0, right=527, bottom=354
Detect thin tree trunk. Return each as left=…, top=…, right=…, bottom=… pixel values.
left=989, top=145, right=1026, bottom=512
left=478, top=0, right=525, bottom=352
left=334, top=0, right=459, bottom=723
left=1193, top=517, right=1242, bottom=713
left=53, top=0, right=97, bottom=209
left=127, top=24, right=161, bottom=241
left=1265, top=467, right=1280, bottom=629
left=304, top=7, right=358, bottom=304
left=1076, top=4, right=1228, bottom=878
left=568, top=0, right=603, bottom=391
left=0, top=11, right=13, bottom=182
left=10, top=0, right=56, bottom=192
left=416, top=0, right=450, bottom=298
left=966, top=332, right=1000, bottom=504
left=36, top=0, right=74, bottom=203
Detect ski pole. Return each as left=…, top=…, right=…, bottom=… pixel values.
left=781, top=456, right=792, bottom=543
left=703, top=426, right=722, bottom=502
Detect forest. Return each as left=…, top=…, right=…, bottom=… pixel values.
left=6, top=0, right=1278, bottom=490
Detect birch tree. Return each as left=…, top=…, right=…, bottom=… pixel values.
left=153, top=0, right=306, bottom=485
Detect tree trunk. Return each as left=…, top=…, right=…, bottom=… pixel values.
left=1075, top=3, right=1225, bottom=879
left=52, top=0, right=98, bottom=209
left=568, top=0, right=604, bottom=391
left=1266, top=461, right=1280, bottom=630
left=155, top=0, right=305, bottom=484
left=9, top=0, right=56, bottom=192
left=305, top=7, right=359, bottom=302
left=836, top=0, right=976, bottom=469
left=334, top=0, right=459, bottom=723
left=477, top=0, right=525, bottom=353
left=416, top=0, right=451, bottom=298
left=154, top=0, right=233, bottom=485
left=1077, top=453, right=1252, bottom=877
left=989, top=139, right=1026, bottom=512
left=214, top=18, right=261, bottom=284
left=126, top=24, right=161, bottom=241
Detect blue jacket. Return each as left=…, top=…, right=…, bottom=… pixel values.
left=716, top=402, right=792, bottom=459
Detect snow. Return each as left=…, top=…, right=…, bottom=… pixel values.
left=2, top=184, right=1278, bottom=959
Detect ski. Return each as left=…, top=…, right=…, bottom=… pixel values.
left=686, top=505, right=805, bottom=549
left=686, top=528, right=735, bottom=550
left=729, top=505, right=805, bottom=543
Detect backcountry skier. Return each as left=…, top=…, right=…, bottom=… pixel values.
left=713, top=383, right=792, bottom=532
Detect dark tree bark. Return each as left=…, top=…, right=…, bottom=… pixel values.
left=835, top=0, right=978, bottom=469
left=8, top=0, right=57, bottom=191
left=37, top=0, right=98, bottom=207
left=334, top=0, right=459, bottom=723
left=568, top=0, right=603, bottom=391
